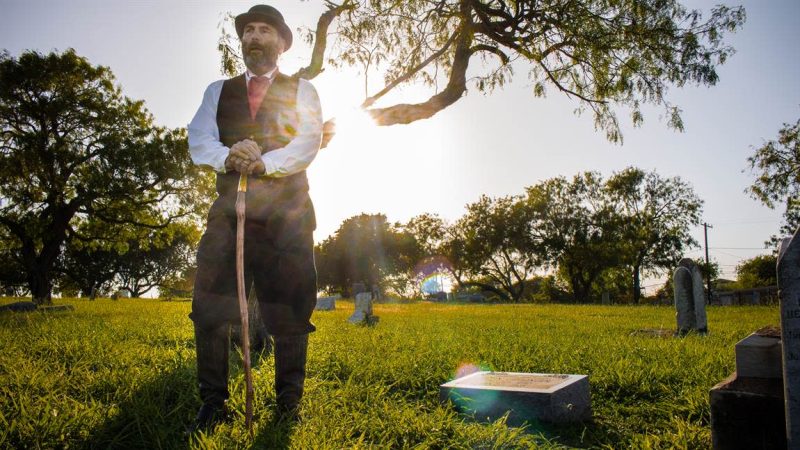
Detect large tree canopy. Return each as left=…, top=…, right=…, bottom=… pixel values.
left=448, top=195, right=540, bottom=302
left=0, top=50, right=204, bottom=303
left=525, top=172, right=623, bottom=302
left=605, top=167, right=702, bottom=303
left=222, top=0, right=744, bottom=142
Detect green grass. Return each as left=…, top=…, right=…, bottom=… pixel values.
left=0, top=298, right=778, bottom=449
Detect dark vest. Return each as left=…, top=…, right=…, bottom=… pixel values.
left=215, top=73, right=309, bottom=197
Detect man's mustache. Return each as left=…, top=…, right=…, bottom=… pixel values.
left=246, top=43, right=267, bottom=53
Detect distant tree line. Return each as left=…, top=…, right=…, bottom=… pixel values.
left=316, top=168, right=708, bottom=304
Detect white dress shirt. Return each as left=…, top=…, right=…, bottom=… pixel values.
left=188, top=68, right=323, bottom=178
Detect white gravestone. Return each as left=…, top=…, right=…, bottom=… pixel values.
left=778, top=233, right=800, bottom=448
left=348, top=292, right=374, bottom=324
left=673, top=258, right=708, bottom=335
left=440, top=371, right=591, bottom=424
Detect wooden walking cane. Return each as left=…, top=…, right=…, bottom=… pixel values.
left=235, top=172, right=254, bottom=435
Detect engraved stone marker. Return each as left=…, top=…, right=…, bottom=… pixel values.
left=673, top=258, right=708, bottom=335
left=778, top=233, right=800, bottom=447
left=440, top=371, right=591, bottom=424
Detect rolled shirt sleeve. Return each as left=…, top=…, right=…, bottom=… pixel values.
left=187, top=77, right=323, bottom=177
left=188, top=80, right=228, bottom=173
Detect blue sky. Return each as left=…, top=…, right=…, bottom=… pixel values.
left=2, top=0, right=799, bottom=288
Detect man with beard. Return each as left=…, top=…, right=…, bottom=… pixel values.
left=186, top=4, right=322, bottom=433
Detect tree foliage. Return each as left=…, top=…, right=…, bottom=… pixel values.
left=315, top=213, right=419, bottom=296
left=114, top=222, right=200, bottom=298
left=735, top=254, right=777, bottom=289
left=747, top=117, right=800, bottom=243
left=221, top=0, right=744, bottom=142
left=0, top=50, right=206, bottom=303
left=447, top=195, right=539, bottom=302
left=525, top=172, right=623, bottom=302
left=606, top=167, right=702, bottom=303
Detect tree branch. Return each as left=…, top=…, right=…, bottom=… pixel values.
left=293, top=1, right=356, bottom=80
left=366, top=27, right=472, bottom=125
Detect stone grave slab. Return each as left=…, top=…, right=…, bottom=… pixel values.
left=315, top=296, right=337, bottom=311
left=440, top=371, right=590, bottom=424
left=710, top=373, right=786, bottom=449
left=735, top=329, right=782, bottom=379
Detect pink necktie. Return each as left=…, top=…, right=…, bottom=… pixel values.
left=247, top=76, right=271, bottom=120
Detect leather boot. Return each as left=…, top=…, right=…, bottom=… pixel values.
left=273, top=334, right=309, bottom=420
left=185, top=402, right=228, bottom=435
left=192, top=323, right=230, bottom=432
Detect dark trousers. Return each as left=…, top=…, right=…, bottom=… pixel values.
left=190, top=186, right=316, bottom=406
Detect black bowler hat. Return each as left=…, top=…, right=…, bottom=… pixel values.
left=235, top=4, right=293, bottom=50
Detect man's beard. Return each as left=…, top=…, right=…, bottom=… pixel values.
left=243, top=42, right=280, bottom=74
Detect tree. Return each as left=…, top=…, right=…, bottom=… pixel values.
left=525, top=172, right=622, bottom=302
left=0, top=50, right=202, bottom=304
left=114, top=222, right=200, bottom=298
left=0, top=238, right=27, bottom=296
left=747, top=118, right=800, bottom=243
left=448, top=195, right=539, bottom=302
left=735, top=254, right=777, bottom=289
left=221, top=0, right=744, bottom=143
left=605, top=167, right=703, bottom=303
left=315, top=213, right=419, bottom=296
left=59, top=240, right=120, bottom=298
left=404, top=213, right=448, bottom=257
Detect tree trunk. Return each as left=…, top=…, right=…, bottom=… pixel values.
left=28, top=269, right=53, bottom=305
left=632, top=264, right=641, bottom=305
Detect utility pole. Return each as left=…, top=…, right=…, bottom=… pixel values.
left=704, top=222, right=713, bottom=304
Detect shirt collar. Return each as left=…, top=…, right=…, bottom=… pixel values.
left=246, top=67, right=278, bottom=83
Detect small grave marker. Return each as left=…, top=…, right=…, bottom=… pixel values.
left=440, top=371, right=590, bottom=424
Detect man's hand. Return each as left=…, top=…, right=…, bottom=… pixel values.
left=226, top=139, right=263, bottom=173
left=246, top=159, right=266, bottom=175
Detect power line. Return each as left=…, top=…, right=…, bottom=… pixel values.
left=711, top=247, right=768, bottom=251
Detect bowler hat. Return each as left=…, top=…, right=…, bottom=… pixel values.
left=235, top=5, right=293, bottom=50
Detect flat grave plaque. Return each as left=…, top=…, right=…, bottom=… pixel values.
left=440, top=371, right=591, bottom=424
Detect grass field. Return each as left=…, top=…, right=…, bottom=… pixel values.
left=0, top=298, right=779, bottom=449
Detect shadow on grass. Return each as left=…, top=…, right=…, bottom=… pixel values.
left=82, top=363, right=198, bottom=450
left=251, top=415, right=298, bottom=449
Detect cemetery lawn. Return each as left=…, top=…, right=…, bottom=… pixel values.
left=0, top=298, right=779, bottom=449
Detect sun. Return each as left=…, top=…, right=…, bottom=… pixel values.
left=325, top=106, right=379, bottom=151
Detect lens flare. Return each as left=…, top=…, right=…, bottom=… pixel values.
left=448, top=362, right=502, bottom=421
left=415, top=255, right=453, bottom=294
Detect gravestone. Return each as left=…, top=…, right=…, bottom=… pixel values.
left=735, top=327, right=782, bottom=379
left=0, top=301, right=37, bottom=312
left=673, top=258, right=708, bottom=335
left=709, top=326, right=786, bottom=449
left=601, top=292, right=610, bottom=305
left=0, top=302, right=75, bottom=313
left=440, top=371, right=591, bottom=425
left=348, top=292, right=378, bottom=325
left=315, top=295, right=338, bottom=311
left=778, top=232, right=800, bottom=448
